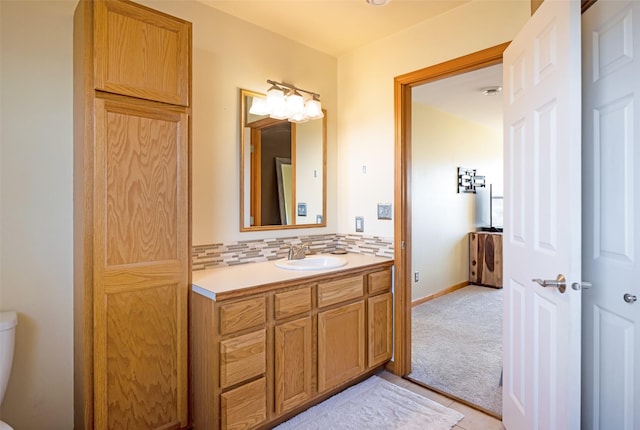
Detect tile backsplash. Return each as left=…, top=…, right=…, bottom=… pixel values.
left=192, top=233, right=394, bottom=271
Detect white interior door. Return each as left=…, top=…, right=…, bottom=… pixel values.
left=582, top=1, right=640, bottom=429
left=502, top=1, right=582, bottom=429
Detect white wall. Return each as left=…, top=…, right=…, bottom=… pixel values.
left=0, top=1, right=336, bottom=428
left=135, top=0, right=338, bottom=245
left=337, top=0, right=529, bottom=238
left=0, top=1, right=76, bottom=428
left=0, top=0, right=528, bottom=427
left=411, top=104, right=503, bottom=300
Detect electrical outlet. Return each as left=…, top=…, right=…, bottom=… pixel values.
left=414, top=271, right=419, bottom=282
left=355, top=216, right=364, bottom=232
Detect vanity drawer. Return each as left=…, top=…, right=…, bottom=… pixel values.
left=219, top=296, right=266, bottom=335
left=220, top=329, right=266, bottom=389
left=368, top=269, right=392, bottom=295
left=274, top=286, right=312, bottom=320
left=221, top=377, right=267, bottom=430
left=317, top=275, right=363, bottom=308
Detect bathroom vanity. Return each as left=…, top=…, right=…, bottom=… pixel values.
left=190, top=254, right=393, bottom=430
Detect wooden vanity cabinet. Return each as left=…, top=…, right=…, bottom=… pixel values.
left=74, top=1, right=191, bottom=429
left=190, top=263, right=393, bottom=430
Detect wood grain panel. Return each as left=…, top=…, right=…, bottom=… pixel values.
left=317, top=301, right=365, bottom=392
left=368, top=269, right=392, bottom=295
left=221, top=378, right=267, bottom=430
left=274, top=286, right=312, bottom=320
left=94, top=0, right=190, bottom=105
left=220, top=329, right=266, bottom=389
left=219, top=296, right=266, bottom=335
left=105, top=284, right=179, bottom=430
left=470, top=232, right=503, bottom=288
left=368, top=293, right=393, bottom=367
left=275, top=317, right=313, bottom=414
left=103, top=104, right=180, bottom=266
left=317, top=276, right=363, bottom=308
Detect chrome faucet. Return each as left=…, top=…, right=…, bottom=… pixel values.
left=288, top=243, right=309, bottom=260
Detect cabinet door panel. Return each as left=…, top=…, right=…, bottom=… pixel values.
left=221, top=378, right=267, bottom=430
left=274, top=287, right=312, bottom=320
left=219, top=296, right=266, bottom=335
left=275, top=317, right=313, bottom=414
left=368, top=269, right=392, bottom=295
left=94, top=97, right=189, bottom=429
left=318, top=301, right=365, bottom=392
left=317, top=276, right=363, bottom=308
left=94, top=0, right=190, bottom=105
left=220, top=329, right=266, bottom=389
left=368, top=292, right=393, bottom=367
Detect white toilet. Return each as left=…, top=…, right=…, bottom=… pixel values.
left=0, top=311, right=17, bottom=430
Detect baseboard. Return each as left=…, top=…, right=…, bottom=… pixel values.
left=412, top=281, right=470, bottom=307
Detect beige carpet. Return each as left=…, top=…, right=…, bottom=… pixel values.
left=409, top=285, right=503, bottom=416
left=274, top=375, right=464, bottom=430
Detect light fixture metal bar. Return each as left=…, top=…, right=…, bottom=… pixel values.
left=267, top=79, right=320, bottom=99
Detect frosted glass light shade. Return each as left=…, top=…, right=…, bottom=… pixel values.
left=286, top=90, right=304, bottom=116
left=304, top=98, right=323, bottom=119
left=266, top=86, right=285, bottom=110
left=248, top=97, right=269, bottom=115
left=267, top=86, right=287, bottom=119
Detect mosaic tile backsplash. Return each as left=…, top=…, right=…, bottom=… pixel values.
left=192, top=233, right=394, bottom=271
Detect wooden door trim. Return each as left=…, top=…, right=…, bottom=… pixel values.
left=392, top=42, right=509, bottom=376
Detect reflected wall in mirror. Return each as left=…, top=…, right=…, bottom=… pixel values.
left=240, top=89, right=326, bottom=231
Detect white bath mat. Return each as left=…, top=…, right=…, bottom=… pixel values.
left=274, top=375, right=464, bottom=430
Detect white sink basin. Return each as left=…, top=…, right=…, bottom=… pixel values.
left=275, top=255, right=348, bottom=271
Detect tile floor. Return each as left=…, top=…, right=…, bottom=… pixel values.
left=377, top=371, right=506, bottom=430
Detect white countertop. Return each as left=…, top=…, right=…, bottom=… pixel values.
left=192, top=253, right=393, bottom=301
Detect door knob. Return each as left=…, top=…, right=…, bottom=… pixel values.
left=623, top=293, right=637, bottom=304
left=532, top=274, right=566, bottom=294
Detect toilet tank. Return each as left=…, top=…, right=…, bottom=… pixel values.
left=0, top=312, right=17, bottom=404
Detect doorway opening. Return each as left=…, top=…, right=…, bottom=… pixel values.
left=407, top=63, right=504, bottom=417
left=392, top=42, right=509, bottom=418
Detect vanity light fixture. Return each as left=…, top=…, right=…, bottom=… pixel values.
left=251, top=80, right=324, bottom=123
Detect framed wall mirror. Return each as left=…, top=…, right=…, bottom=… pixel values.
left=240, top=89, right=327, bottom=231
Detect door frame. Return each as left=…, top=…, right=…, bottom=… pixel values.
left=392, top=42, right=510, bottom=376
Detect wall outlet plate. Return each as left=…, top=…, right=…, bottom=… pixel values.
left=297, top=203, right=307, bottom=217
left=377, top=204, right=392, bottom=220
left=355, top=216, right=364, bottom=232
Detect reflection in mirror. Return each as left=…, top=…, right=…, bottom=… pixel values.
left=240, top=89, right=326, bottom=231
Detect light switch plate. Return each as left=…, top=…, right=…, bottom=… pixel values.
left=355, top=216, right=364, bottom=232
left=297, top=203, right=307, bottom=217
left=377, top=204, right=392, bottom=220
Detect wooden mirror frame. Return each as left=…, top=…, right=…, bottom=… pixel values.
left=240, top=89, right=327, bottom=232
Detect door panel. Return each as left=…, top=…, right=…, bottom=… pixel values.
left=94, top=97, right=189, bottom=429
left=503, top=0, right=582, bottom=428
left=582, top=1, right=640, bottom=429
left=94, top=0, right=191, bottom=106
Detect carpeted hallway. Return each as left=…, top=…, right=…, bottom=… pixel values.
left=409, top=285, right=503, bottom=416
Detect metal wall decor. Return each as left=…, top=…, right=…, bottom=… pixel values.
left=457, top=167, right=486, bottom=193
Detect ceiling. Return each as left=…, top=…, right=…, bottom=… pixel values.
left=197, top=0, right=503, bottom=130
left=412, top=64, right=503, bottom=131
left=197, top=0, right=471, bottom=57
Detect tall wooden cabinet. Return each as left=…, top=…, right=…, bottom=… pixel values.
left=73, top=1, right=191, bottom=429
